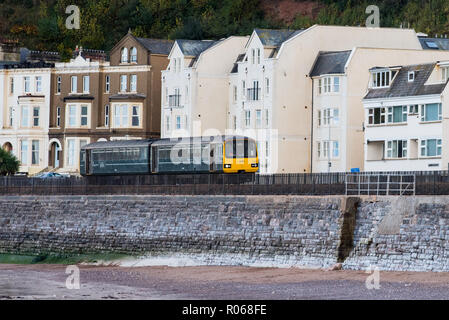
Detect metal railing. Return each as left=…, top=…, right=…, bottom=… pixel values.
left=246, top=88, right=261, bottom=101
left=345, top=173, right=415, bottom=196
left=1, top=171, right=449, bottom=196
left=168, top=94, right=181, bottom=107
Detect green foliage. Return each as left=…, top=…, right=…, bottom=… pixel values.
left=1, top=0, right=449, bottom=57
left=0, top=148, right=20, bottom=176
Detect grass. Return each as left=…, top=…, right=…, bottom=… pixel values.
left=0, top=253, right=131, bottom=265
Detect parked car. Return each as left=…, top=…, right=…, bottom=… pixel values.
left=34, top=172, right=66, bottom=179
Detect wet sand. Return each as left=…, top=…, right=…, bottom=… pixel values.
left=1, top=264, right=449, bottom=300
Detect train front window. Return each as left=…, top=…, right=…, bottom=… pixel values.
left=225, top=140, right=257, bottom=158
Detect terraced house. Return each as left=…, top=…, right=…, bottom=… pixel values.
left=363, top=61, right=449, bottom=171
left=0, top=61, right=54, bottom=174
left=48, top=32, right=173, bottom=173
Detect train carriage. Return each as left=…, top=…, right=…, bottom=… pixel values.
left=80, top=135, right=258, bottom=176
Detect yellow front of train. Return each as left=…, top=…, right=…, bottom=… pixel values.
left=223, top=138, right=259, bottom=173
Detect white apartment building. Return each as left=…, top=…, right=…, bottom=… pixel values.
left=363, top=62, right=449, bottom=171
left=309, top=47, right=449, bottom=173
left=161, top=36, right=248, bottom=138
left=0, top=62, right=53, bottom=174
left=229, top=25, right=429, bottom=174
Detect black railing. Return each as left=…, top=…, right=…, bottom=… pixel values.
left=246, top=88, right=260, bottom=101
left=1, top=171, right=449, bottom=196
left=168, top=94, right=181, bottom=107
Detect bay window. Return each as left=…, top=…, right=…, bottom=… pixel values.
left=21, top=140, right=28, bottom=165
left=112, top=104, right=141, bottom=128
left=66, top=104, right=90, bottom=128
left=32, top=107, right=39, bottom=127
left=31, top=140, right=39, bottom=165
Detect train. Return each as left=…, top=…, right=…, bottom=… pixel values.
left=80, top=135, right=259, bottom=176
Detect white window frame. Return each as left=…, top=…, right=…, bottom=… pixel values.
left=20, top=140, right=29, bottom=165
left=24, top=76, right=31, bottom=93
left=368, top=107, right=386, bottom=125
left=56, top=107, right=61, bottom=127
left=420, top=139, right=442, bottom=157
left=420, top=103, right=442, bottom=122
left=83, top=75, right=90, bottom=93
left=256, top=109, right=262, bottom=128
left=120, top=75, right=127, bottom=92
left=130, top=47, right=137, bottom=63
left=66, top=104, right=91, bottom=128
left=31, top=140, right=39, bottom=165
left=387, top=106, right=407, bottom=124
left=71, top=76, right=77, bottom=93
left=245, top=110, right=251, bottom=128
left=8, top=107, right=14, bottom=127
left=105, top=105, right=109, bottom=127
left=56, top=76, right=61, bottom=94
left=105, top=75, right=110, bottom=93
left=176, top=115, right=181, bottom=130
left=32, top=106, right=40, bottom=127
left=121, top=47, right=128, bottom=63
left=21, top=105, right=29, bottom=128
left=130, top=74, right=137, bottom=92
left=35, top=76, right=42, bottom=93
left=386, top=140, right=408, bottom=159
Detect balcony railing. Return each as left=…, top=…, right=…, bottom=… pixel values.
left=247, top=88, right=261, bottom=101
left=169, top=94, right=181, bottom=107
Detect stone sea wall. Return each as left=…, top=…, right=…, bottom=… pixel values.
left=0, top=195, right=448, bottom=271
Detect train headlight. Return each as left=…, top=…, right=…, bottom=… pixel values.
left=224, top=164, right=232, bottom=168
left=251, top=163, right=258, bottom=167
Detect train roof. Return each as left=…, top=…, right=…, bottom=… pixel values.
left=150, top=135, right=253, bottom=146
left=81, top=139, right=154, bottom=150
left=81, top=136, right=254, bottom=150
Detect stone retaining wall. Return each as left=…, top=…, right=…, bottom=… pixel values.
left=1, top=195, right=449, bottom=271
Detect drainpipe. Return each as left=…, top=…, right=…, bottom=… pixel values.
left=310, top=75, right=314, bottom=173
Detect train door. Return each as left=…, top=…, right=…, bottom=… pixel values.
left=85, top=150, right=92, bottom=175
left=151, top=146, right=158, bottom=173
left=209, top=144, right=215, bottom=172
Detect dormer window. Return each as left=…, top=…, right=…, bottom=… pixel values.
left=130, top=47, right=137, bottom=63
left=371, top=70, right=397, bottom=88
left=121, top=48, right=128, bottom=63
left=408, top=71, right=415, bottom=82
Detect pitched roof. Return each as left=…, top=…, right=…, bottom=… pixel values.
left=136, top=38, right=174, bottom=55
left=175, top=39, right=218, bottom=57
left=364, top=63, right=447, bottom=100
left=309, top=50, right=352, bottom=77
left=418, top=37, right=449, bottom=50
left=254, top=28, right=303, bottom=48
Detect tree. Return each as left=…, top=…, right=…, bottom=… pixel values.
left=0, top=148, right=20, bottom=176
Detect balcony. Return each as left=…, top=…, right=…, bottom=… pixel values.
left=169, top=94, right=182, bottom=108
left=246, top=88, right=261, bottom=101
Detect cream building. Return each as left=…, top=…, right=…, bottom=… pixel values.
left=229, top=25, right=435, bottom=174
left=0, top=61, right=53, bottom=174
left=310, top=47, right=449, bottom=173
left=363, top=61, right=449, bottom=171
left=161, top=36, right=248, bottom=138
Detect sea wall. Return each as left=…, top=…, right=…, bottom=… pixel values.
left=0, top=195, right=448, bottom=271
